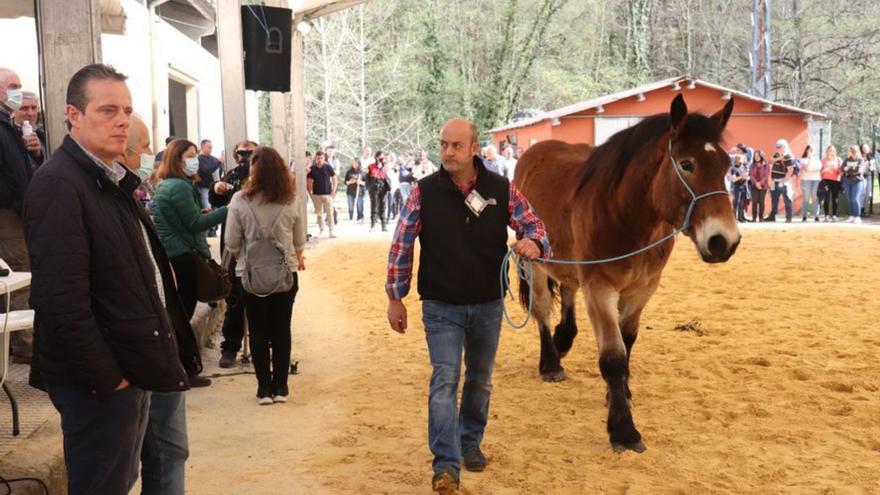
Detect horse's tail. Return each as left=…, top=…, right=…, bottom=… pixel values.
left=518, top=274, right=559, bottom=310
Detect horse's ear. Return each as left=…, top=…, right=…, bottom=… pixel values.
left=712, top=97, right=735, bottom=131
left=670, top=93, right=688, bottom=136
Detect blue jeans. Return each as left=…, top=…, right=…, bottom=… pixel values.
left=141, top=391, right=189, bottom=495
left=422, top=299, right=502, bottom=476
left=46, top=383, right=150, bottom=495
left=768, top=182, right=792, bottom=220
left=346, top=192, right=365, bottom=220
left=800, top=179, right=821, bottom=217
left=842, top=178, right=866, bottom=217
left=399, top=182, right=413, bottom=207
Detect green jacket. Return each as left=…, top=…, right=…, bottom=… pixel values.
left=152, top=177, right=227, bottom=258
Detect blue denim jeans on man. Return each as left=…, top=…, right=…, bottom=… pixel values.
left=422, top=298, right=502, bottom=478
left=141, top=391, right=189, bottom=495
left=46, top=383, right=150, bottom=495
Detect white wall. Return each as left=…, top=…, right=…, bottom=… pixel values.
left=1, top=0, right=257, bottom=155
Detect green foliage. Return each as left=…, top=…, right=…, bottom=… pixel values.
left=293, top=0, right=880, bottom=157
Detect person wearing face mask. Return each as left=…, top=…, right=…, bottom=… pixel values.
left=151, top=139, right=227, bottom=323
left=209, top=140, right=257, bottom=368
left=117, top=115, right=202, bottom=495
left=0, top=67, right=38, bottom=363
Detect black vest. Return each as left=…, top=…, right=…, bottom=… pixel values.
left=417, top=158, right=510, bottom=304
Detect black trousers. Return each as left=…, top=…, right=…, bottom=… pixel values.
left=369, top=188, right=388, bottom=228
left=242, top=274, right=299, bottom=396
left=220, top=257, right=246, bottom=354
left=819, top=179, right=841, bottom=216
left=46, top=383, right=150, bottom=495
left=750, top=185, right=766, bottom=220
left=169, top=254, right=198, bottom=320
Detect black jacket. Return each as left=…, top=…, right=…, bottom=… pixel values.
left=24, top=136, right=200, bottom=395
left=0, top=110, right=34, bottom=214
left=417, top=158, right=511, bottom=304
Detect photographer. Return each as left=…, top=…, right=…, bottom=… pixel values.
left=765, top=151, right=794, bottom=222
left=210, top=140, right=258, bottom=368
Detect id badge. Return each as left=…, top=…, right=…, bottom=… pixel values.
left=465, top=190, right=497, bottom=217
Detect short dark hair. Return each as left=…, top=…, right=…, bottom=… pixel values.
left=200, top=139, right=212, bottom=146
left=66, top=64, right=127, bottom=112
left=314, top=150, right=326, bottom=158
left=165, top=136, right=177, bottom=145
left=234, top=140, right=258, bottom=151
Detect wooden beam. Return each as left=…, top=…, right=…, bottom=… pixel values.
left=216, top=0, right=248, bottom=171
left=36, top=0, right=102, bottom=152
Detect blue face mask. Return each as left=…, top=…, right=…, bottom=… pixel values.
left=4, top=88, right=22, bottom=111
left=184, top=157, right=200, bottom=177
left=137, top=153, right=155, bottom=180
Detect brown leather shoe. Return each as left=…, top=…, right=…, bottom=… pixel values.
left=431, top=472, right=461, bottom=495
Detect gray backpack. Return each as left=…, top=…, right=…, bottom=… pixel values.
left=240, top=202, right=294, bottom=297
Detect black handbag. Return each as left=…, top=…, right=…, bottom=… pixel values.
left=166, top=191, right=232, bottom=303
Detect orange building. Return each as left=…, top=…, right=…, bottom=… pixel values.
left=489, top=76, right=829, bottom=160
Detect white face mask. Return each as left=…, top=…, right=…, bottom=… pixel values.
left=137, top=153, right=155, bottom=180
left=4, top=88, right=22, bottom=111
left=184, top=156, right=200, bottom=176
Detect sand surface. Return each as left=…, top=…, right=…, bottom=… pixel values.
left=185, top=225, right=880, bottom=494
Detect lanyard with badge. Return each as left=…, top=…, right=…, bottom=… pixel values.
left=464, top=189, right=497, bottom=217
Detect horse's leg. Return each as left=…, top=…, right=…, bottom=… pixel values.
left=531, top=271, right=565, bottom=382
left=584, top=284, right=644, bottom=453
left=553, top=284, right=578, bottom=358
left=617, top=278, right=660, bottom=405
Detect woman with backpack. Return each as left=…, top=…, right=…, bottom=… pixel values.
left=225, top=146, right=306, bottom=405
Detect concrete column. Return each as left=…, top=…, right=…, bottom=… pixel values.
left=291, top=27, right=308, bottom=204
left=216, top=0, right=247, bottom=172
left=36, top=0, right=102, bottom=152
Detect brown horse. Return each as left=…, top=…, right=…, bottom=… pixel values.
left=514, top=94, right=740, bottom=453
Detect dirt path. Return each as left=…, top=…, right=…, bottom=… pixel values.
left=185, top=226, right=880, bottom=494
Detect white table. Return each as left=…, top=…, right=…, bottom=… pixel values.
left=1, top=271, right=33, bottom=436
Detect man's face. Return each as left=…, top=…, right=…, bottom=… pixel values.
left=0, top=72, right=22, bottom=111
left=14, top=97, right=38, bottom=125
left=201, top=141, right=212, bottom=155
left=502, top=148, right=512, bottom=159
left=315, top=154, right=326, bottom=166
left=121, top=118, right=153, bottom=170
left=439, top=122, right=478, bottom=176
left=362, top=147, right=371, bottom=158
left=67, top=78, right=132, bottom=161
left=235, top=143, right=256, bottom=164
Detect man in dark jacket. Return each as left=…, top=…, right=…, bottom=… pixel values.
left=0, top=67, right=38, bottom=362
left=24, top=64, right=198, bottom=495
left=209, top=139, right=257, bottom=367
left=196, top=138, right=222, bottom=236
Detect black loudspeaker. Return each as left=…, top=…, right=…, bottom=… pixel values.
left=241, top=5, right=292, bottom=92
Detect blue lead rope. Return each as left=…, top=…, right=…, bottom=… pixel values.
left=501, top=140, right=730, bottom=329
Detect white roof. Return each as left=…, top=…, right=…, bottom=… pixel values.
left=489, top=76, right=826, bottom=133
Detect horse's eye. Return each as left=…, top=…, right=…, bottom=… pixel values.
left=679, top=160, right=695, bottom=173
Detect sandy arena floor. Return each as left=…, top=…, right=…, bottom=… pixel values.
left=185, top=225, right=880, bottom=495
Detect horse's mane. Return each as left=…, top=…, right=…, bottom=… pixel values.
left=576, top=112, right=724, bottom=193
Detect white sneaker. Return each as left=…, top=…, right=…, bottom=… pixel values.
left=854, top=216, right=862, bottom=224
left=258, top=396, right=273, bottom=406
left=273, top=395, right=288, bottom=404
left=329, top=231, right=336, bottom=238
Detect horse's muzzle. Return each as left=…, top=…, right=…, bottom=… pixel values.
left=700, top=234, right=741, bottom=263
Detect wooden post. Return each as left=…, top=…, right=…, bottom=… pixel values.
left=36, top=0, right=102, bottom=152
left=216, top=0, right=248, bottom=172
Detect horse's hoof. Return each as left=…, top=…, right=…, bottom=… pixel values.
left=541, top=369, right=566, bottom=382
left=611, top=440, right=646, bottom=454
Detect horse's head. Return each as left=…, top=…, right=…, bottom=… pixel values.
left=656, top=94, right=741, bottom=263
